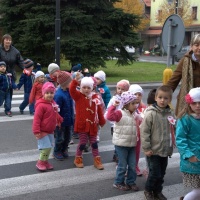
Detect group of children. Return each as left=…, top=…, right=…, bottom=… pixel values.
left=1, top=59, right=200, bottom=200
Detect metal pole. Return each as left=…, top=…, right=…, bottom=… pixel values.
left=167, top=19, right=172, bottom=67
left=55, top=0, right=60, bottom=66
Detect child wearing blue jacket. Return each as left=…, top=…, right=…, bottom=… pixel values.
left=0, top=61, right=17, bottom=117
left=17, top=58, right=35, bottom=115
left=176, top=87, right=200, bottom=200
left=53, top=71, right=74, bottom=160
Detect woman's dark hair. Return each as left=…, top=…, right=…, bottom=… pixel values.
left=1, top=34, right=12, bottom=46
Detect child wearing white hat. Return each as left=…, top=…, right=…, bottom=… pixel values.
left=176, top=87, right=200, bottom=200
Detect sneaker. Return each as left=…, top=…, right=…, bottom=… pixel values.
left=5, top=111, right=12, bottom=117
left=44, top=161, right=54, bottom=170
left=154, top=192, right=167, bottom=200
left=127, top=184, right=139, bottom=191
left=20, top=110, right=24, bottom=114
left=113, top=183, right=130, bottom=191
left=144, top=190, right=154, bottom=200
left=62, top=150, right=69, bottom=158
left=36, top=160, right=47, bottom=171
left=74, top=156, right=84, bottom=168
left=53, top=152, right=64, bottom=161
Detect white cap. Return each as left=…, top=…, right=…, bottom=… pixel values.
left=35, top=71, right=44, bottom=79
left=48, top=63, right=60, bottom=74
left=129, top=84, right=143, bottom=95
left=94, top=70, right=106, bottom=82
left=80, top=77, right=94, bottom=90
left=185, top=87, right=200, bottom=103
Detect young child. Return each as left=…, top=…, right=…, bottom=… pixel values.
left=53, top=71, right=74, bottom=160
left=105, top=79, right=130, bottom=162
left=0, top=61, right=16, bottom=117
left=47, top=63, right=60, bottom=83
left=29, top=71, right=45, bottom=105
left=32, top=82, right=63, bottom=171
left=94, top=70, right=111, bottom=141
left=69, top=74, right=106, bottom=170
left=17, top=58, right=35, bottom=115
left=176, top=87, right=200, bottom=200
left=106, top=91, right=139, bottom=191
left=129, top=84, right=147, bottom=176
left=140, top=85, right=175, bottom=200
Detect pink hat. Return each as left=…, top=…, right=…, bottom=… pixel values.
left=185, top=87, right=200, bottom=103
left=91, top=76, right=97, bottom=88
left=42, top=82, right=56, bottom=95
left=117, top=79, right=130, bottom=91
left=57, top=71, right=72, bottom=87
left=121, top=91, right=137, bottom=106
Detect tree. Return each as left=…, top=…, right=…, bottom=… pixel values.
left=155, top=0, right=193, bottom=26
left=0, top=0, right=142, bottom=69
left=114, top=0, right=149, bottom=31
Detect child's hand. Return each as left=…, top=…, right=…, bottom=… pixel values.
left=113, top=100, right=120, bottom=107
left=189, top=156, right=199, bottom=162
left=75, top=72, right=82, bottom=81
left=145, top=150, right=153, bottom=157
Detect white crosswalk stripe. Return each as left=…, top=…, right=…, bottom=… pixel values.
left=0, top=93, right=189, bottom=200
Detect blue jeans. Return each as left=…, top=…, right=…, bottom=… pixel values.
left=54, top=126, right=72, bottom=153
left=0, top=90, right=11, bottom=112
left=145, top=155, right=168, bottom=193
left=115, top=145, right=136, bottom=185
left=19, top=92, right=34, bottom=114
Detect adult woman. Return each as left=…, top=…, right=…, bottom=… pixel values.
left=167, top=34, right=200, bottom=116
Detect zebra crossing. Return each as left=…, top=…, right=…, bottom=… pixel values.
left=0, top=92, right=189, bottom=200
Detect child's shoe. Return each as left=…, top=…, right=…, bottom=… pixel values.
left=94, top=156, right=104, bottom=170
left=36, top=160, right=47, bottom=171
left=113, top=183, right=130, bottom=191
left=62, top=150, right=69, bottom=158
left=74, top=156, right=84, bottom=168
left=53, top=152, right=64, bottom=161
left=5, top=111, right=12, bottom=117
left=153, top=192, right=167, bottom=200
left=44, top=161, right=54, bottom=170
left=144, top=190, right=154, bottom=200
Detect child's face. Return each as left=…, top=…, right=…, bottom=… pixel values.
left=38, top=75, right=45, bottom=83
left=190, top=102, right=200, bottom=115
left=155, top=91, right=171, bottom=108
left=28, top=66, right=34, bottom=71
left=116, top=86, right=126, bottom=95
left=134, top=92, right=142, bottom=103
left=81, top=86, right=92, bottom=96
left=127, top=100, right=139, bottom=112
left=0, top=65, right=6, bottom=73
left=95, top=77, right=102, bottom=85
left=44, top=91, right=55, bottom=101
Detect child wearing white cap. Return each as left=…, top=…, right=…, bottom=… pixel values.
left=69, top=73, right=106, bottom=170
left=94, top=70, right=111, bottom=141
left=176, top=87, right=200, bottom=200
left=129, top=84, right=147, bottom=176
left=29, top=70, right=45, bottom=108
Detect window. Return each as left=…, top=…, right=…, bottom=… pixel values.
left=192, top=7, right=197, bottom=20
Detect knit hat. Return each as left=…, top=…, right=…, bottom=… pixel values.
left=121, top=91, right=137, bottom=106
left=91, top=76, right=97, bottom=88
left=23, top=59, right=34, bottom=68
left=94, top=70, right=106, bottom=82
left=117, top=79, right=130, bottom=91
left=48, top=63, right=60, bottom=74
left=147, top=89, right=157, bottom=104
left=35, top=71, right=44, bottom=79
left=42, top=82, right=56, bottom=95
left=57, top=71, right=72, bottom=87
left=71, top=64, right=82, bottom=72
left=185, top=87, right=200, bottom=103
left=0, top=61, right=6, bottom=67
left=129, top=84, right=144, bottom=95
left=80, top=77, right=94, bottom=90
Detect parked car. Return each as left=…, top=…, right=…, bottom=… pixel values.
left=175, top=45, right=191, bottom=62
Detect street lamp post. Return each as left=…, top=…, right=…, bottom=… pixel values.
left=55, top=0, right=61, bottom=66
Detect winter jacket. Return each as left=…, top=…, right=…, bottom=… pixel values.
left=107, top=105, right=137, bottom=147
left=32, top=98, right=63, bottom=135
left=0, top=45, right=24, bottom=81
left=17, top=71, right=35, bottom=93
left=176, top=114, right=200, bottom=174
left=140, top=104, right=174, bottom=157
left=69, top=79, right=106, bottom=136
left=0, top=72, right=16, bottom=92
left=54, top=88, right=74, bottom=127
left=29, top=82, right=43, bottom=104
left=96, top=81, right=111, bottom=108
